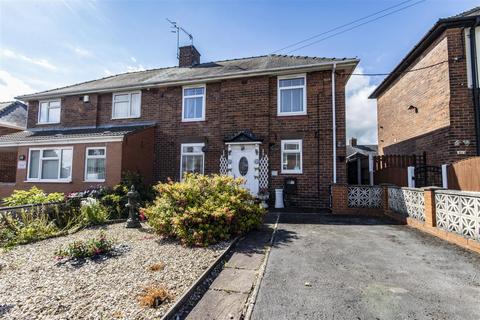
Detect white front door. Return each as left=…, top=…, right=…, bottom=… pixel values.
left=229, top=144, right=259, bottom=196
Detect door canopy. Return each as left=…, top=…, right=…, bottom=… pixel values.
left=224, top=130, right=263, bottom=144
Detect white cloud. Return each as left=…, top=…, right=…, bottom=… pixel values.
left=125, top=64, right=145, bottom=72
left=0, top=70, right=36, bottom=101
left=345, top=66, right=378, bottom=145
left=130, top=56, right=137, bottom=63
left=1, top=49, right=58, bottom=71
left=67, top=45, right=93, bottom=58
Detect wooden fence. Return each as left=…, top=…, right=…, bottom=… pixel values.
left=373, top=153, right=425, bottom=186
left=447, top=156, right=480, bottom=192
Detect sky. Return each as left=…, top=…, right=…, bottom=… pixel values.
left=1, top=0, right=479, bottom=144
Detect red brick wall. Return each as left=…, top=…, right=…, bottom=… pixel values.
left=13, top=142, right=123, bottom=195
left=122, top=127, right=156, bottom=185
left=0, top=151, right=17, bottom=182
left=24, top=69, right=349, bottom=208
left=377, top=27, right=478, bottom=166
left=27, top=95, right=99, bottom=129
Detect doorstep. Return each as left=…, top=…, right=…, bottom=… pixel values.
left=186, top=221, right=275, bottom=320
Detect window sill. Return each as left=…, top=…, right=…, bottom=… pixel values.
left=277, top=112, right=307, bottom=117
left=280, top=171, right=303, bottom=175
left=84, top=180, right=106, bottom=183
left=37, top=122, right=61, bottom=125
left=182, top=118, right=205, bottom=122
left=111, top=116, right=141, bottom=120
left=25, top=180, right=72, bottom=183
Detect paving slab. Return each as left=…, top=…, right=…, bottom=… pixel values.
left=210, top=267, right=257, bottom=293
left=225, top=252, right=265, bottom=270
left=186, top=289, right=248, bottom=320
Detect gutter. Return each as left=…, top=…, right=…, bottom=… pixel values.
left=16, top=59, right=359, bottom=100
left=470, top=18, right=480, bottom=155
left=332, top=62, right=337, bottom=183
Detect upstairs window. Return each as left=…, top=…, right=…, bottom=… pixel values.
left=112, top=91, right=141, bottom=119
left=85, top=147, right=106, bottom=182
left=28, top=147, right=73, bottom=182
left=180, top=143, right=204, bottom=178
left=182, top=85, right=205, bottom=121
left=38, top=100, right=61, bottom=124
left=281, top=140, right=302, bottom=174
left=278, top=75, right=307, bottom=116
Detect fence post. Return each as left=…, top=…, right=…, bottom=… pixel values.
left=441, top=164, right=448, bottom=189
left=407, top=166, right=415, bottom=188
left=423, top=187, right=437, bottom=228
left=331, top=184, right=348, bottom=214
left=381, top=184, right=389, bottom=215
left=368, top=154, right=374, bottom=186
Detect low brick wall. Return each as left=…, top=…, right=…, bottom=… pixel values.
left=331, top=184, right=480, bottom=254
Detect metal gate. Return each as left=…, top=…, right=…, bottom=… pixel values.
left=414, top=165, right=442, bottom=188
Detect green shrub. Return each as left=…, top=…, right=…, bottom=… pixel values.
left=3, top=187, right=64, bottom=206
left=55, top=231, right=114, bottom=259
left=79, top=198, right=108, bottom=226
left=0, top=210, right=60, bottom=247
left=144, top=174, right=265, bottom=246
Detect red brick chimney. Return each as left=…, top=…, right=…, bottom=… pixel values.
left=350, top=137, right=357, bottom=147
left=179, top=45, right=200, bottom=67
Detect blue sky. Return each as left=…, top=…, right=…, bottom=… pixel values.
left=1, top=0, right=478, bottom=144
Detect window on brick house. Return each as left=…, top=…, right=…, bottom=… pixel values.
left=38, top=100, right=61, bottom=124
left=112, top=91, right=141, bottom=119
left=281, top=140, right=302, bottom=174
left=85, top=147, right=106, bottom=182
left=182, top=85, right=205, bottom=121
left=180, top=143, right=204, bottom=179
left=27, top=147, right=73, bottom=182
left=278, top=74, right=307, bottom=116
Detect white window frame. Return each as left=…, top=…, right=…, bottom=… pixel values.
left=465, top=27, right=480, bottom=88
left=277, top=74, right=307, bottom=116
left=26, top=147, right=73, bottom=183
left=84, top=147, right=107, bottom=182
left=112, top=91, right=141, bottom=119
left=182, top=85, right=206, bottom=122
left=281, top=139, right=303, bottom=174
left=38, top=99, right=61, bottom=124
left=180, top=143, right=205, bottom=179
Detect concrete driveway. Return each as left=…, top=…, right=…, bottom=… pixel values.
left=251, top=213, right=480, bottom=320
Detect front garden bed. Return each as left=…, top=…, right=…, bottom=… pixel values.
left=0, top=223, right=229, bottom=319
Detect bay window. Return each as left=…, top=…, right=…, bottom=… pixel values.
left=281, top=140, right=302, bottom=174
left=38, top=100, right=61, bottom=124
left=112, top=91, right=141, bottom=119
left=180, top=143, right=204, bottom=178
left=278, top=74, right=307, bottom=116
left=28, top=147, right=73, bottom=182
left=85, top=147, right=106, bottom=182
left=182, top=85, right=205, bottom=121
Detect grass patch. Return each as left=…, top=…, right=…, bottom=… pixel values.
left=138, top=285, right=172, bottom=308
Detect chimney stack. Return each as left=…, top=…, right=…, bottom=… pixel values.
left=179, top=45, right=200, bottom=67
left=350, top=137, right=357, bottom=147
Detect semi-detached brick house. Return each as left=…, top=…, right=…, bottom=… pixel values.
left=0, top=46, right=358, bottom=208
left=370, top=7, right=480, bottom=167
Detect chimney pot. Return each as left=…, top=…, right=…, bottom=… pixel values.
left=350, top=137, right=357, bottom=147
left=179, top=45, right=201, bottom=67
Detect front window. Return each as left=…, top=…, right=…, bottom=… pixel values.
left=38, top=100, right=61, bottom=124
left=112, top=91, right=141, bottom=119
left=182, top=86, right=205, bottom=121
left=180, top=143, right=204, bottom=178
left=281, top=140, right=302, bottom=174
left=85, top=147, right=106, bottom=181
left=278, top=75, right=306, bottom=116
left=28, top=147, right=73, bottom=181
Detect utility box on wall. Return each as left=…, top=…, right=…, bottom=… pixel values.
left=284, top=177, right=297, bottom=194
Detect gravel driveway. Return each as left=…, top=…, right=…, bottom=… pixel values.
left=252, top=213, right=480, bottom=320
left=0, top=223, right=228, bottom=320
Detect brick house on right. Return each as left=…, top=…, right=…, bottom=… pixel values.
left=370, top=7, right=480, bottom=166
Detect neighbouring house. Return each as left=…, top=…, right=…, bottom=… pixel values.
left=0, top=101, right=27, bottom=185
left=0, top=45, right=358, bottom=208
left=370, top=7, right=480, bottom=167
left=346, top=137, right=377, bottom=185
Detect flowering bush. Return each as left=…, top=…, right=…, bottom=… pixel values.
left=79, top=197, right=108, bottom=226
left=143, top=174, right=266, bottom=246
left=3, top=187, right=64, bottom=206
left=55, top=231, right=114, bottom=259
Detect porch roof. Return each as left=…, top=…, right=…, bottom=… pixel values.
left=0, top=124, right=154, bottom=147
